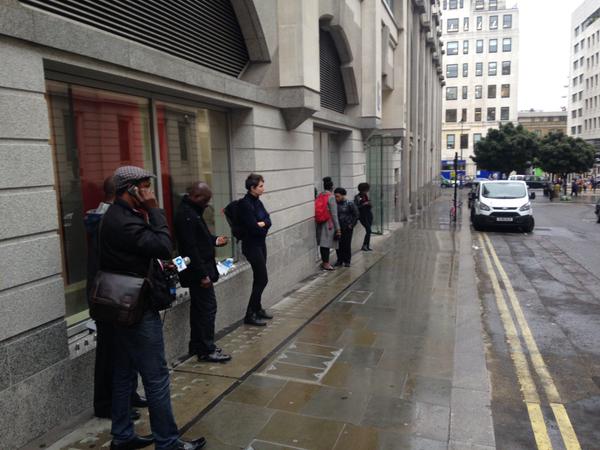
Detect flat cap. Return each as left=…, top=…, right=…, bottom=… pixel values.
left=113, top=165, right=156, bottom=191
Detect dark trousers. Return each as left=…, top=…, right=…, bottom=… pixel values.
left=360, top=213, right=373, bottom=248
left=188, top=283, right=217, bottom=356
left=336, top=227, right=354, bottom=263
left=320, top=247, right=330, bottom=263
left=94, top=321, right=139, bottom=417
left=243, top=242, right=268, bottom=315
left=111, top=310, right=179, bottom=449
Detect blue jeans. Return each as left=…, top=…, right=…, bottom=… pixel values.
left=111, top=310, right=179, bottom=449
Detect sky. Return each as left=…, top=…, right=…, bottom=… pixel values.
left=516, top=0, right=576, bottom=112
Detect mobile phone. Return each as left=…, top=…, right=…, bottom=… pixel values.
left=127, top=185, right=140, bottom=198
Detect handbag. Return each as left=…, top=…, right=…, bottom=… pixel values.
left=89, top=217, right=151, bottom=327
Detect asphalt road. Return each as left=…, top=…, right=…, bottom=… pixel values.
left=472, top=191, right=600, bottom=449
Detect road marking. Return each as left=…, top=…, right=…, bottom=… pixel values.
left=482, top=234, right=582, bottom=450
left=478, top=235, right=552, bottom=448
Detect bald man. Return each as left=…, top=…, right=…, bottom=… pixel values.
left=174, top=182, right=231, bottom=363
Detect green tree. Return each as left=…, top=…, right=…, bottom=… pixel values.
left=471, top=122, right=539, bottom=178
left=537, top=131, right=595, bottom=194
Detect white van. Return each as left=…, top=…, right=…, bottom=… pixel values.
left=470, top=180, right=535, bottom=232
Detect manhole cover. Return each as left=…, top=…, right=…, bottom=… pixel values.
left=338, top=290, right=372, bottom=304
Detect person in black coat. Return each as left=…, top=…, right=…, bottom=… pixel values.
left=334, top=188, right=359, bottom=267
left=355, top=182, right=373, bottom=251
left=238, top=173, right=273, bottom=326
left=174, top=182, right=231, bottom=363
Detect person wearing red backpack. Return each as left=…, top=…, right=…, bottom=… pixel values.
left=315, top=176, right=341, bottom=270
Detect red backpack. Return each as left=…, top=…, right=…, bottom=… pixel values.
left=315, top=192, right=332, bottom=224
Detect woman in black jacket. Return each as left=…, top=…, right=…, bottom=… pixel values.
left=239, top=173, right=273, bottom=326
left=334, top=188, right=359, bottom=267
left=355, top=182, right=373, bottom=251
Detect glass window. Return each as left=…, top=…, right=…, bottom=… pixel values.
left=475, top=85, right=483, bottom=98
left=156, top=102, right=232, bottom=260
left=503, top=38, right=512, bottom=52
left=447, top=134, right=456, bottom=149
left=449, top=0, right=457, bottom=9
left=443, top=0, right=447, bottom=9
left=46, top=81, right=154, bottom=325
left=446, top=109, right=458, bottom=122
left=460, top=133, right=468, bottom=149
left=463, top=63, right=469, bottom=77
left=489, top=0, right=497, bottom=10
left=476, top=16, right=483, bottom=30
left=475, top=0, right=484, bottom=10
left=475, top=108, right=482, bottom=121
left=500, top=106, right=509, bottom=121
left=489, top=39, right=497, bottom=53
left=461, top=108, right=467, bottom=122
left=488, top=62, right=497, bottom=76
left=464, top=17, right=469, bottom=31
left=501, top=84, right=510, bottom=98
left=489, top=15, right=498, bottom=30
left=488, top=85, right=497, bottom=98
left=474, top=133, right=482, bottom=143
left=460, top=0, right=464, bottom=8
left=447, top=41, right=459, bottom=55
left=447, top=64, right=459, bottom=78
left=502, top=61, right=511, bottom=75
left=476, top=62, right=483, bottom=76
left=462, top=85, right=468, bottom=99
left=447, top=18, right=459, bottom=32
left=446, top=86, right=458, bottom=100
left=476, top=39, right=484, bottom=53
left=463, top=40, right=469, bottom=54
left=503, top=14, right=512, bottom=29
left=487, top=107, right=496, bottom=121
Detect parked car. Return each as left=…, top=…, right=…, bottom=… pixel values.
left=524, top=175, right=548, bottom=190
left=470, top=180, right=535, bottom=232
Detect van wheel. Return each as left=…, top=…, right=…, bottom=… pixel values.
left=472, top=216, right=484, bottom=231
left=523, top=218, right=535, bottom=233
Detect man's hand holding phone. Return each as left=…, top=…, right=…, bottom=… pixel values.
left=129, top=185, right=158, bottom=210
left=215, top=236, right=229, bottom=247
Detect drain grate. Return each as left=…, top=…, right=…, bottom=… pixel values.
left=338, top=290, right=372, bottom=304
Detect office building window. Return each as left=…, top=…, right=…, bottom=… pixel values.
left=463, top=40, right=469, bottom=54
left=572, top=110, right=577, bottom=119
left=487, top=107, right=496, bottom=121
left=476, top=39, right=484, bottom=53
left=488, top=62, right=497, bottom=76
left=447, top=41, right=459, bottom=55
left=488, top=85, right=497, bottom=98
left=447, top=18, right=459, bottom=32
left=489, top=0, right=497, bottom=10
left=579, top=91, right=583, bottom=100
left=446, top=109, right=458, bottom=122
left=462, top=86, right=468, bottom=99
left=475, top=0, right=484, bottom=10
left=489, top=15, right=498, bottom=30
left=474, top=133, right=482, bottom=143
left=464, top=17, right=469, bottom=31
left=447, top=64, right=458, bottom=78
left=501, top=107, right=509, bottom=121
left=443, top=0, right=447, bottom=9
left=501, top=84, right=510, bottom=98
left=476, top=62, right=483, bottom=76
left=502, top=61, right=511, bottom=75
left=449, top=0, right=457, bottom=9
left=475, top=85, right=483, bottom=98
left=463, top=63, right=469, bottom=77
left=476, top=16, right=483, bottom=30
left=503, top=38, right=512, bottom=52
left=446, top=86, right=458, bottom=100
left=503, top=14, right=512, bottom=29
left=571, top=126, right=576, bottom=134
left=461, top=108, right=467, bottom=122
left=475, top=108, right=482, bottom=122
left=578, top=125, right=582, bottom=133
left=447, top=134, right=456, bottom=149
left=460, top=133, right=468, bottom=149
left=489, top=39, right=497, bottom=53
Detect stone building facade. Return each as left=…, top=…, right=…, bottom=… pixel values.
left=518, top=110, right=568, bottom=138
left=0, top=0, right=443, bottom=447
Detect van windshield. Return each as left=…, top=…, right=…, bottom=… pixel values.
left=482, top=183, right=527, bottom=199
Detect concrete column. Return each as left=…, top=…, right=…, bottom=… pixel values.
left=361, top=0, right=383, bottom=120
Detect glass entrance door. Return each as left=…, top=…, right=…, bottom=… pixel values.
left=366, top=135, right=396, bottom=234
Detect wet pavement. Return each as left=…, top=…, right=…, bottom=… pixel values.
left=29, top=196, right=497, bottom=450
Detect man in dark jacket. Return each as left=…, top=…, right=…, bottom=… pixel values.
left=174, top=182, right=231, bottom=363
left=101, top=166, right=205, bottom=450
left=334, top=188, right=359, bottom=267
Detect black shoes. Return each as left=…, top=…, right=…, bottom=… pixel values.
left=361, top=245, right=373, bottom=251
left=343, top=262, right=351, bottom=267
left=95, top=409, right=141, bottom=421
left=257, top=309, right=273, bottom=320
left=198, top=349, right=232, bottom=363
left=131, top=394, right=148, bottom=408
left=166, top=437, right=207, bottom=450
left=110, top=435, right=154, bottom=450
left=244, top=312, right=267, bottom=326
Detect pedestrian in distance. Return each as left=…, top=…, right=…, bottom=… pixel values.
left=572, top=179, right=579, bottom=197
left=315, top=176, right=341, bottom=271
left=239, top=173, right=273, bottom=326
left=84, top=176, right=148, bottom=421
left=101, top=166, right=205, bottom=450
left=355, top=182, right=373, bottom=251
left=334, top=187, right=359, bottom=267
left=174, top=182, right=231, bottom=363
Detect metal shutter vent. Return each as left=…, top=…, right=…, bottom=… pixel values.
left=20, top=0, right=249, bottom=78
left=320, top=28, right=347, bottom=114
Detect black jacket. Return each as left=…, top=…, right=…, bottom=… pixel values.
left=239, top=193, right=271, bottom=245
left=354, top=192, right=373, bottom=221
left=99, top=199, right=173, bottom=278
left=174, top=196, right=219, bottom=286
left=337, top=200, right=359, bottom=230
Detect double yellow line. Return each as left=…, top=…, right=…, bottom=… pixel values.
left=478, top=234, right=581, bottom=450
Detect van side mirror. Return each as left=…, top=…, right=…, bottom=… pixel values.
left=529, top=192, right=536, bottom=200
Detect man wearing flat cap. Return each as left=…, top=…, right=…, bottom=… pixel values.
left=100, top=166, right=206, bottom=450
